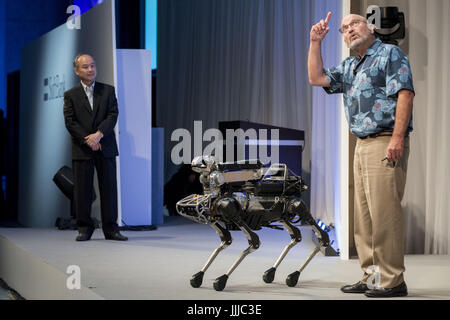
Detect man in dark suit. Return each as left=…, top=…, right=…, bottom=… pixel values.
left=64, top=54, right=127, bottom=241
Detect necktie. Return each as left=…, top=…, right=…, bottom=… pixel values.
left=86, top=86, right=93, bottom=109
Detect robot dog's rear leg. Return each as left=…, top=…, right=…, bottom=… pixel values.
left=287, top=199, right=330, bottom=248
left=213, top=219, right=260, bottom=291
left=285, top=199, right=330, bottom=287
left=286, top=246, right=321, bottom=287
left=263, top=220, right=302, bottom=284
left=190, top=222, right=232, bottom=288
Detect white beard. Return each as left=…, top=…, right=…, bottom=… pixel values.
left=349, top=33, right=371, bottom=51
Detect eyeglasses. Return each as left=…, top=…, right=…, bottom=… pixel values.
left=339, top=20, right=366, bottom=34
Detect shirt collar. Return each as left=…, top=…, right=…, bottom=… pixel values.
left=364, top=38, right=382, bottom=56
left=80, top=81, right=95, bottom=92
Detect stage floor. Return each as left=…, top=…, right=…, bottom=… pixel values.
left=1, top=217, right=449, bottom=300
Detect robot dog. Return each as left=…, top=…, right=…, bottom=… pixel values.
left=176, top=156, right=330, bottom=291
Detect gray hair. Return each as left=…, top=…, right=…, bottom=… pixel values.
left=73, top=54, right=94, bottom=70
left=367, top=23, right=377, bottom=32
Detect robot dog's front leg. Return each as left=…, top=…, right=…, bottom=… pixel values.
left=213, top=220, right=260, bottom=291
left=190, top=222, right=232, bottom=288
left=212, top=197, right=261, bottom=291
left=284, top=198, right=330, bottom=287
left=263, top=220, right=302, bottom=284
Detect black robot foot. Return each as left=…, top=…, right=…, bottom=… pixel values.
left=263, top=267, right=277, bottom=283
left=213, top=274, right=229, bottom=291
left=286, top=271, right=300, bottom=287
left=190, top=271, right=204, bottom=288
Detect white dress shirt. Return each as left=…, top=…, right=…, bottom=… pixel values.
left=81, top=81, right=95, bottom=109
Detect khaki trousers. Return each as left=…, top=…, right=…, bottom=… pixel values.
left=353, top=135, right=409, bottom=289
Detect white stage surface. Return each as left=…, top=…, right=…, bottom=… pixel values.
left=1, top=217, right=449, bottom=300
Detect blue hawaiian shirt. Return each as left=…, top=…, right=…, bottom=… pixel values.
left=323, top=38, right=415, bottom=137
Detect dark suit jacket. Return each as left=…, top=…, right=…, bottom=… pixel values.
left=64, top=82, right=119, bottom=160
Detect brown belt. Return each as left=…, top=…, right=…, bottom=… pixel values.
left=358, top=130, right=409, bottom=140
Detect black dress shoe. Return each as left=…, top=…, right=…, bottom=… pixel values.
left=104, top=231, right=128, bottom=241
left=76, top=228, right=94, bottom=241
left=341, top=281, right=368, bottom=293
left=364, top=282, right=408, bottom=298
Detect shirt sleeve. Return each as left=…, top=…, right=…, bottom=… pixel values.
left=322, top=62, right=345, bottom=94
left=385, top=46, right=415, bottom=98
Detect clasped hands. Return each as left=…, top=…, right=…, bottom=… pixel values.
left=85, top=131, right=103, bottom=151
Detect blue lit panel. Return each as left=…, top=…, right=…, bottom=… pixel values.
left=145, top=0, right=157, bottom=70
left=73, top=0, right=105, bottom=14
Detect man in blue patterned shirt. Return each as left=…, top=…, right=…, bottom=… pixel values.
left=308, top=12, right=415, bottom=298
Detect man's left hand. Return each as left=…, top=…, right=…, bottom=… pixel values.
left=386, top=135, right=404, bottom=162
left=85, top=131, right=103, bottom=148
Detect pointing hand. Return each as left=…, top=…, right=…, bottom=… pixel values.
left=310, top=12, right=332, bottom=42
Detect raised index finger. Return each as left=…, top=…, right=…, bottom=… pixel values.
left=324, top=12, right=332, bottom=25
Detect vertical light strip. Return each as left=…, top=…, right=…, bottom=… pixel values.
left=339, top=0, right=351, bottom=260
left=145, top=0, right=157, bottom=70
left=111, top=0, right=122, bottom=226
left=0, top=0, right=6, bottom=115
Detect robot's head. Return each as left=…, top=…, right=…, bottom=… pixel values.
left=191, top=156, right=217, bottom=173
